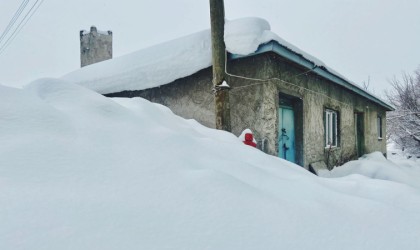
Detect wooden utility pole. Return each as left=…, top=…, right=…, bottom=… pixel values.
left=209, top=0, right=231, bottom=131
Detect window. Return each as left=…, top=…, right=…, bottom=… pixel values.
left=325, top=109, right=338, bottom=147
left=377, top=116, right=383, bottom=139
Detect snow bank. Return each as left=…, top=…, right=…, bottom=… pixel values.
left=319, top=152, right=420, bottom=190
left=1, top=80, right=420, bottom=250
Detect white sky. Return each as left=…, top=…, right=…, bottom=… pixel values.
left=0, top=0, right=419, bottom=96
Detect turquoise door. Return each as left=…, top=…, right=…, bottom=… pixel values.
left=278, top=106, right=296, bottom=163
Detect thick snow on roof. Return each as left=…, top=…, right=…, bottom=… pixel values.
left=63, top=17, right=328, bottom=94
left=64, top=29, right=212, bottom=94
left=224, top=17, right=326, bottom=66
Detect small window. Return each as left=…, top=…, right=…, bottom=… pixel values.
left=377, top=116, right=383, bottom=139
left=325, top=109, right=338, bottom=147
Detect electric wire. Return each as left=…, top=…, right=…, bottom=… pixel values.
left=0, top=0, right=42, bottom=54
left=223, top=50, right=354, bottom=108
left=0, top=0, right=29, bottom=45
left=0, top=0, right=45, bottom=55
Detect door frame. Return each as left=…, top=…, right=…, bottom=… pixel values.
left=278, top=93, right=303, bottom=166
left=355, top=112, right=365, bottom=157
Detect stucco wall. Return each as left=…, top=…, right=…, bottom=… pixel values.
left=263, top=53, right=387, bottom=168
left=107, top=52, right=388, bottom=170
left=107, top=67, right=216, bottom=128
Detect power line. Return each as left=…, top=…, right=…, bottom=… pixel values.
left=0, top=0, right=29, bottom=45
left=0, top=0, right=45, bottom=55
left=223, top=51, right=354, bottom=108
left=0, top=0, right=42, bottom=53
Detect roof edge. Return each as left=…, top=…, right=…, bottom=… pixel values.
left=229, top=41, right=394, bottom=111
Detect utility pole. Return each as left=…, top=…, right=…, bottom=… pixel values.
left=209, top=0, right=231, bottom=131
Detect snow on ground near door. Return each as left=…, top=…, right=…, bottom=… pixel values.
left=1, top=79, right=420, bottom=250
left=319, top=148, right=420, bottom=190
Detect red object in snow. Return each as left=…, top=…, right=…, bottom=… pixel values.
left=243, top=133, right=257, bottom=147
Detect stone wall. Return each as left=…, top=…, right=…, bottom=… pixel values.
left=264, top=53, right=387, bottom=169
left=108, top=67, right=216, bottom=128
left=107, top=52, right=388, bottom=170
left=80, top=26, right=113, bottom=67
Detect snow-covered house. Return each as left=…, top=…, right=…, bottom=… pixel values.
left=63, top=18, right=394, bottom=170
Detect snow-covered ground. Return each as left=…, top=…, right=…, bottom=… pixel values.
left=319, top=152, right=420, bottom=190
left=1, top=79, right=420, bottom=250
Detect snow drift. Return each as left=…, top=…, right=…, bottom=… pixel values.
left=1, top=79, right=420, bottom=250
left=320, top=152, right=420, bottom=190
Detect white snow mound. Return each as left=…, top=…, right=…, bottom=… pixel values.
left=1, top=80, right=420, bottom=250
left=224, top=17, right=273, bottom=55
left=320, top=152, right=420, bottom=190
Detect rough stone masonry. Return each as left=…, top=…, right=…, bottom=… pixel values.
left=80, top=26, right=112, bottom=67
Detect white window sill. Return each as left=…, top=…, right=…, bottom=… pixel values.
left=324, top=146, right=339, bottom=151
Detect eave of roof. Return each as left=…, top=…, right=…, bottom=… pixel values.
left=230, top=41, right=395, bottom=111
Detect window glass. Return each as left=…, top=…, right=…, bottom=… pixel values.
left=325, top=109, right=338, bottom=147
left=377, top=116, right=383, bottom=139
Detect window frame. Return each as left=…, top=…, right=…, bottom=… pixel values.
left=325, top=109, right=338, bottom=148
left=377, top=115, right=383, bottom=140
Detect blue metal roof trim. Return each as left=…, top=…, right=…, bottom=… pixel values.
left=229, top=41, right=394, bottom=111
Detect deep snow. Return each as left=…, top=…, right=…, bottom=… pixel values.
left=1, top=79, right=420, bottom=250
left=319, top=152, right=420, bottom=190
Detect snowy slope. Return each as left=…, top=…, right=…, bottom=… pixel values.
left=1, top=79, right=420, bottom=250
left=320, top=151, right=420, bottom=190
